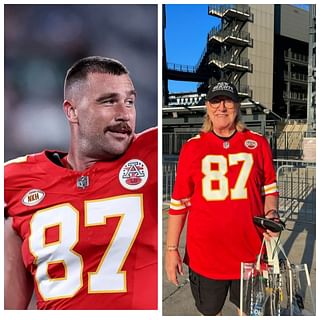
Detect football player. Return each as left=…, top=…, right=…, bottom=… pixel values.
left=5, top=56, right=157, bottom=309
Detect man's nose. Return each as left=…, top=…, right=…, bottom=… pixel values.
left=115, top=103, right=130, bottom=121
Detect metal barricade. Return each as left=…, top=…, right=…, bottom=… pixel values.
left=163, top=161, right=177, bottom=202
left=274, top=159, right=316, bottom=226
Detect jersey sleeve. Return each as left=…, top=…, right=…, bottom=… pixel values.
left=169, top=141, right=195, bottom=215
left=4, top=155, right=29, bottom=215
left=260, top=136, right=279, bottom=197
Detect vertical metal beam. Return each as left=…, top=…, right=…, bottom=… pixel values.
left=307, top=4, right=316, bottom=130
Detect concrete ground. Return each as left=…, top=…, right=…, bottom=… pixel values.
left=162, top=204, right=316, bottom=316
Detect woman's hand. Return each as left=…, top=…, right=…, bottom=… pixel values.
left=263, top=209, right=281, bottom=240
left=165, top=249, right=184, bottom=286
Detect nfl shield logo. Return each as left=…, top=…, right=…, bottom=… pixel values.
left=77, top=176, right=89, bottom=189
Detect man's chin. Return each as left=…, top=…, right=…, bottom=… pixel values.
left=104, top=139, right=133, bottom=158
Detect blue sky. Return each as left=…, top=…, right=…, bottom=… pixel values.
left=165, top=4, right=310, bottom=94
left=165, top=4, right=218, bottom=93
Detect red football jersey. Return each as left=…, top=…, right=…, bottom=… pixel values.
left=5, top=128, right=158, bottom=310
left=169, top=130, right=278, bottom=280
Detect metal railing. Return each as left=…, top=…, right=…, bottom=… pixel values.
left=284, top=71, right=308, bottom=82
left=208, top=52, right=252, bottom=71
left=163, top=132, right=196, bottom=155
left=284, top=51, right=308, bottom=63
left=283, top=91, right=307, bottom=102
left=163, top=159, right=316, bottom=226
left=166, top=63, right=196, bottom=73
left=196, top=45, right=208, bottom=71
left=163, top=161, right=178, bottom=202
left=208, top=26, right=252, bottom=46
left=276, top=131, right=305, bottom=152
left=208, top=4, right=251, bottom=16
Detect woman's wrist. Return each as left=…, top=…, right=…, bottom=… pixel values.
left=166, top=245, right=179, bottom=251
left=264, top=209, right=279, bottom=219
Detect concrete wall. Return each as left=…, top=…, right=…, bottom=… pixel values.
left=247, top=4, right=274, bottom=109
left=279, top=4, right=309, bottom=42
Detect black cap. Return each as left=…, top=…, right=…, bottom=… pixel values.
left=206, top=81, right=240, bottom=102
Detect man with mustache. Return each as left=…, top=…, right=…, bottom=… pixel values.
left=4, top=56, right=158, bottom=310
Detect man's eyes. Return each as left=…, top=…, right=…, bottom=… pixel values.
left=102, top=99, right=116, bottom=104
left=101, top=99, right=135, bottom=106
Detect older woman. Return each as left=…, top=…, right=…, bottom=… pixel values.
left=165, top=81, right=279, bottom=316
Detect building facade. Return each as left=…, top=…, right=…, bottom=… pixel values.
left=163, top=4, right=311, bottom=120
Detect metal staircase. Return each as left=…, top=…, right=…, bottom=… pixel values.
left=164, top=4, right=254, bottom=100
left=202, top=4, right=254, bottom=99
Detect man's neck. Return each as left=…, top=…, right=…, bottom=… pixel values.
left=66, top=151, right=99, bottom=171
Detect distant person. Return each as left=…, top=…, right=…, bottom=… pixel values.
left=165, top=81, right=279, bottom=315
left=5, top=56, right=157, bottom=309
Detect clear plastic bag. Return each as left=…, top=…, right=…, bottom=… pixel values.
left=240, top=238, right=315, bottom=316
left=240, top=261, right=282, bottom=315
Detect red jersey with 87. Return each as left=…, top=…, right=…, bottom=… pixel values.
left=5, top=128, right=157, bottom=309
left=169, top=130, right=278, bottom=279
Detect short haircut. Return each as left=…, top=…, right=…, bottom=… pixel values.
left=64, top=56, right=129, bottom=96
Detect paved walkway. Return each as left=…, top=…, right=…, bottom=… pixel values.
left=162, top=204, right=316, bottom=316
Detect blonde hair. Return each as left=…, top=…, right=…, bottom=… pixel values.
left=201, top=102, right=246, bottom=133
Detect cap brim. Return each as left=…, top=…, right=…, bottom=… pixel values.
left=206, top=90, right=240, bottom=102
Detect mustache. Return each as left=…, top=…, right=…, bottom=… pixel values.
left=104, top=122, right=133, bottom=134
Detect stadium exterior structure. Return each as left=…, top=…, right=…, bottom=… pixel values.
left=163, top=4, right=316, bottom=160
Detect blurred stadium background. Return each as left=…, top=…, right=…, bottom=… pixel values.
left=4, top=4, right=158, bottom=161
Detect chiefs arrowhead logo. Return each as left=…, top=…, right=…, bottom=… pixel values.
left=245, top=139, right=258, bottom=149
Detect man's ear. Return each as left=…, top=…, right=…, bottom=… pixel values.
left=63, top=100, right=78, bottom=123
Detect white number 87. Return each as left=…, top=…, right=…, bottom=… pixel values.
left=29, top=195, right=143, bottom=300
left=202, top=153, right=253, bottom=200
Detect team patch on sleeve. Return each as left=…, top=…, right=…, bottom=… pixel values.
left=261, top=182, right=278, bottom=196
